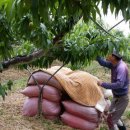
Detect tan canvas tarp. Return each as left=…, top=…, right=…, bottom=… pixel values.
left=43, top=66, right=104, bottom=107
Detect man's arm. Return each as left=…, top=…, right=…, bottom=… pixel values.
left=96, top=57, right=112, bottom=69
left=101, top=66, right=127, bottom=89
left=101, top=81, right=124, bottom=89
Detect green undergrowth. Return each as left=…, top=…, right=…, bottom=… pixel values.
left=13, top=77, right=28, bottom=90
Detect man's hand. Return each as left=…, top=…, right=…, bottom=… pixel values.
left=97, top=80, right=103, bottom=86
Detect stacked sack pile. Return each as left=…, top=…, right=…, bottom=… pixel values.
left=61, top=100, right=99, bottom=130
left=21, top=67, right=105, bottom=130
left=21, top=70, right=62, bottom=120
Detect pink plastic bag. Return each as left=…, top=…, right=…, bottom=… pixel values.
left=42, top=99, right=61, bottom=116
left=22, top=98, right=61, bottom=117
left=21, top=85, right=62, bottom=102
left=61, top=112, right=98, bottom=130
left=22, top=98, right=38, bottom=117
left=62, top=100, right=99, bottom=123
left=21, top=85, right=40, bottom=97
left=27, top=70, right=62, bottom=90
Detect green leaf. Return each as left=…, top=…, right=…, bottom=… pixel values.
left=7, top=80, right=13, bottom=90
left=0, top=84, right=6, bottom=100
left=95, top=5, right=101, bottom=18
left=102, top=0, right=109, bottom=15
left=39, top=0, right=49, bottom=23
left=31, top=0, right=39, bottom=25
left=0, top=63, right=3, bottom=72
left=110, top=3, right=115, bottom=14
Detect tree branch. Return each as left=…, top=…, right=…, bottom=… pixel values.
left=2, top=17, right=81, bottom=70
left=2, top=49, right=44, bottom=69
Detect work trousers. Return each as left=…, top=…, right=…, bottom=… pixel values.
left=107, top=95, right=129, bottom=130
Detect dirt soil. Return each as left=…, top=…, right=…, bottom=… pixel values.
left=0, top=67, right=130, bottom=130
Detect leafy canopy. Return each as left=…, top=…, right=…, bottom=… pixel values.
left=0, top=0, right=129, bottom=65
left=0, top=0, right=130, bottom=99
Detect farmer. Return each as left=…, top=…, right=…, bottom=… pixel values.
left=97, top=51, right=129, bottom=130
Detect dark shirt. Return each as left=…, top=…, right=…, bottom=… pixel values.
left=97, top=57, right=129, bottom=96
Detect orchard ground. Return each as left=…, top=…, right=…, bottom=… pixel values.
left=0, top=61, right=130, bottom=130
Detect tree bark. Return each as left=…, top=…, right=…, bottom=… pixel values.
left=2, top=49, right=44, bottom=69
